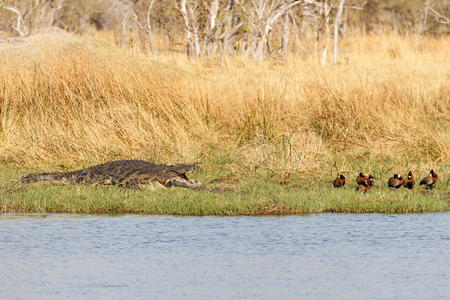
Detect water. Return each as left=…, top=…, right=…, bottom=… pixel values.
left=0, top=213, right=449, bottom=300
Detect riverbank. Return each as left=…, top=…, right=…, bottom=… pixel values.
left=0, top=31, right=449, bottom=214
left=1, top=167, right=448, bottom=215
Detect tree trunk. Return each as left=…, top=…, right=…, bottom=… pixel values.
left=251, top=0, right=302, bottom=60
left=279, top=12, right=290, bottom=54
left=146, top=0, right=157, bottom=60
left=222, top=0, right=234, bottom=56
left=191, top=19, right=201, bottom=57
left=207, top=0, right=219, bottom=56
left=333, top=0, right=345, bottom=65
left=317, top=28, right=321, bottom=64
left=421, top=0, right=430, bottom=33
left=266, top=30, right=273, bottom=55
left=342, top=7, right=348, bottom=38
left=320, top=1, right=331, bottom=66
left=321, top=22, right=329, bottom=66
left=180, top=0, right=194, bottom=57
left=254, top=36, right=265, bottom=61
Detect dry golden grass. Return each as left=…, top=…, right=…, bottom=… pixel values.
left=0, top=30, right=449, bottom=182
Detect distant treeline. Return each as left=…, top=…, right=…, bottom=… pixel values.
left=1, top=0, right=449, bottom=60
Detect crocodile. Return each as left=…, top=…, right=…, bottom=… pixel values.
left=21, top=160, right=202, bottom=189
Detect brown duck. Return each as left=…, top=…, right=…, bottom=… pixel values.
left=403, top=171, right=415, bottom=189
left=357, top=175, right=374, bottom=193
left=419, top=170, right=438, bottom=190
left=333, top=175, right=346, bottom=188
left=356, top=172, right=367, bottom=186
left=388, top=174, right=404, bottom=189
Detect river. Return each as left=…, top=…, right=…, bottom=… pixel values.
left=1, top=213, right=449, bottom=299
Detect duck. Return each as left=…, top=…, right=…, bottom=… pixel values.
left=388, top=173, right=404, bottom=189
left=419, top=170, right=438, bottom=190
left=356, top=172, right=367, bottom=186
left=358, top=175, right=374, bottom=193
left=403, top=171, right=415, bottom=189
left=333, top=175, right=346, bottom=188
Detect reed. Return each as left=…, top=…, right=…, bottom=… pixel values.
left=0, top=30, right=449, bottom=211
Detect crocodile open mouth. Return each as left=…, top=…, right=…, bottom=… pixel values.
left=165, top=173, right=201, bottom=188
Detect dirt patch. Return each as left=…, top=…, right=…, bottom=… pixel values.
left=208, top=177, right=241, bottom=185
left=208, top=186, right=234, bottom=194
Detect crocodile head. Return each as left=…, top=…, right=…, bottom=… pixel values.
left=165, top=173, right=201, bottom=188
left=162, top=162, right=202, bottom=188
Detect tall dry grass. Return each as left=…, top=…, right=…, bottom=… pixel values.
left=0, top=30, right=449, bottom=179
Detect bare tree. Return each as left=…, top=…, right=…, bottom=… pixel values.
left=205, top=0, right=219, bottom=55
left=179, top=0, right=195, bottom=57
left=1, top=4, right=27, bottom=36
left=188, top=1, right=201, bottom=57
left=333, top=0, right=345, bottom=65
left=177, top=0, right=245, bottom=58
left=221, top=0, right=243, bottom=56
left=131, top=0, right=158, bottom=59
left=319, top=0, right=332, bottom=65
left=5, top=0, right=433, bottom=62
left=417, top=0, right=448, bottom=33
left=298, top=0, right=365, bottom=65
left=279, top=11, right=291, bottom=53
left=1, top=0, right=67, bottom=37
left=241, top=0, right=304, bottom=60
left=428, top=5, right=449, bottom=24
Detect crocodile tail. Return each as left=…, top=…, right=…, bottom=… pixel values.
left=21, top=172, right=68, bottom=184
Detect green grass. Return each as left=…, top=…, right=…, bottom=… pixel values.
left=1, top=166, right=448, bottom=215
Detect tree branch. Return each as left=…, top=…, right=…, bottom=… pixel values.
left=1, top=5, right=25, bottom=37
left=429, top=6, right=449, bottom=24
